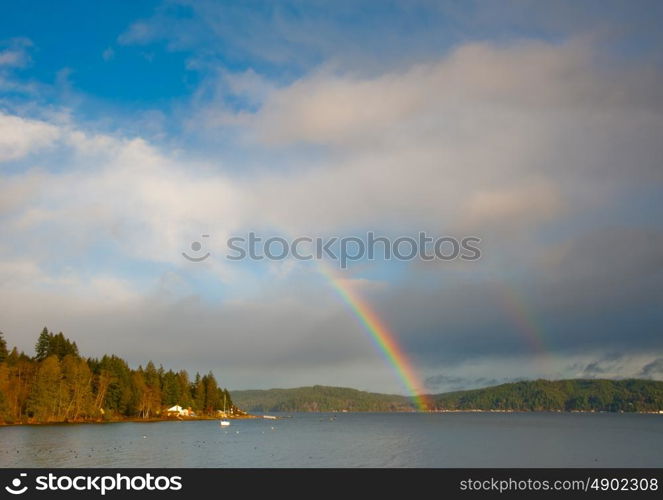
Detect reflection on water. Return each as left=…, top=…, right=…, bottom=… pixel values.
left=1, top=412, right=661, bottom=468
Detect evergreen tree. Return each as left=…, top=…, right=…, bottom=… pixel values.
left=131, top=369, right=148, bottom=418
left=35, top=329, right=79, bottom=361
left=223, top=389, right=233, bottom=411
left=177, top=370, right=193, bottom=408
left=35, top=327, right=51, bottom=361
left=144, top=361, right=161, bottom=417
left=25, top=329, right=240, bottom=420
left=203, top=372, right=220, bottom=413
left=161, top=370, right=181, bottom=407
left=95, top=355, right=133, bottom=415
left=0, top=388, right=6, bottom=421
left=0, top=361, right=9, bottom=421
left=51, top=332, right=79, bottom=359
left=0, top=331, right=8, bottom=363
left=192, top=373, right=205, bottom=412
left=27, top=355, right=63, bottom=421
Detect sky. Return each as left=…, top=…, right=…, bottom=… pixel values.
left=0, top=0, right=662, bottom=394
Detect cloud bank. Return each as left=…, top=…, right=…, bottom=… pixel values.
left=1, top=2, right=662, bottom=393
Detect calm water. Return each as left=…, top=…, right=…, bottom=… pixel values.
left=1, top=413, right=661, bottom=468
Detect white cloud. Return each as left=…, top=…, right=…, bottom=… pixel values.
left=0, top=112, right=61, bottom=162
left=461, top=181, right=563, bottom=229
left=1, top=37, right=662, bottom=390
left=4, top=39, right=663, bottom=269
left=188, top=40, right=662, bottom=235
left=246, top=40, right=656, bottom=147
left=117, top=21, right=155, bottom=45
left=6, top=135, right=241, bottom=265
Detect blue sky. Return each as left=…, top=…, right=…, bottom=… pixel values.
left=0, top=1, right=662, bottom=393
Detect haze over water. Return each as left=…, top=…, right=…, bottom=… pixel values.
left=1, top=413, right=661, bottom=468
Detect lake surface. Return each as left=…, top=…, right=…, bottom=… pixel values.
left=1, top=413, right=661, bottom=468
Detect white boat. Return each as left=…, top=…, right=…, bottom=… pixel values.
left=219, top=394, right=231, bottom=426
left=263, top=415, right=277, bottom=420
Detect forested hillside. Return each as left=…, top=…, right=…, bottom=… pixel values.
left=0, top=329, right=234, bottom=424
left=3, top=328, right=661, bottom=423
left=232, top=385, right=412, bottom=412
left=232, top=380, right=663, bottom=413
left=433, top=379, right=663, bottom=412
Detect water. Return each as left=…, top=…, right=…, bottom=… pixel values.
left=1, top=413, right=661, bottom=468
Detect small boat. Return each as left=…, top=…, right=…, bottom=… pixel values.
left=219, top=394, right=231, bottom=426
left=263, top=415, right=277, bottom=420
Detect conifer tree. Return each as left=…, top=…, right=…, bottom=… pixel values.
left=0, top=329, right=239, bottom=422
left=35, top=327, right=51, bottom=361
left=0, top=331, right=7, bottom=363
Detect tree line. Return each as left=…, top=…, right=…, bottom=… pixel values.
left=232, top=380, right=663, bottom=413
left=432, top=379, right=663, bottom=412
left=232, top=385, right=414, bottom=412
left=0, top=328, right=235, bottom=424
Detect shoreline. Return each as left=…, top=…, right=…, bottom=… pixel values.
left=3, top=409, right=661, bottom=427
left=0, top=414, right=258, bottom=427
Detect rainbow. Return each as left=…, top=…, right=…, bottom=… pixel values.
left=318, top=264, right=431, bottom=411
left=494, top=285, right=555, bottom=374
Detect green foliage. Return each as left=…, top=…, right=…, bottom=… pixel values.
left=34, top=328, right=78, bottom=361
left=3, top=327, right=661, bottom=422
left=192, top=372, right=205, bottom=411
left=0, top=389, right=6, bottom=420
left=27, top=355, right=62, bottom=421
left=60, top=354, right=94, bottom=420
left=161, top=369, right=182, bottom=407
left=0, top=328, right=233, bottom=423
left=232, top=385, right=414, bottom=412
left=432, top=379, right=663, bottom=413
left=0, top=331, right=7, bottom=363
left=232, top=380, right=663, bottom=413
left=34, top=328, right=50, bottom=361
left=91, top=355, right=134, bottom=414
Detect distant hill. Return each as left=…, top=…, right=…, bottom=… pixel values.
left=231, top=385, right=412, bottom=412
left=231, top=379, right=663, bottom=413
left=433, top=379, right=663, bottom=412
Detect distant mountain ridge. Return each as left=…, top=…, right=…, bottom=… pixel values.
left=231, top=379, right=663, bottom=413
left=231, top=385, right=412, bottom=412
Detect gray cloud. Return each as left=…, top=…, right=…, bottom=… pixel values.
left=424, top=374, right=509, bottom=392
left=640, top=358, right=663, bottom=378
left=1, top=6, right=663, bottom=394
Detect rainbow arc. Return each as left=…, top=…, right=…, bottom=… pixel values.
left=318, top=264, right=430, bottom=411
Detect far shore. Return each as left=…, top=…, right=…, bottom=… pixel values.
left=3, top=409, right=661, bottom=427
left=0, top=414, right=258, bottom=427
